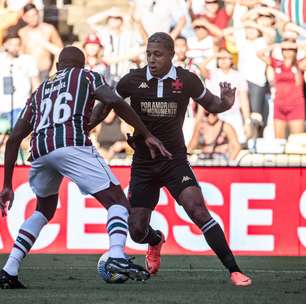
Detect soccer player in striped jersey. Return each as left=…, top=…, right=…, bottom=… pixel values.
left=0, top=46, right=172, bottom=289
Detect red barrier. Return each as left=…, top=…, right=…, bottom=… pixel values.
left=0, top=166, right=305, bottom=255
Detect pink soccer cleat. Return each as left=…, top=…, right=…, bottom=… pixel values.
left=230, top=272, right=252, bottom=286
left=145, top=231, right=165, bottom=275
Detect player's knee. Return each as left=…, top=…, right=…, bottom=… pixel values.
left=128, top=218, right=148, bottom=243
left=186, top=200, right=211, bottom=226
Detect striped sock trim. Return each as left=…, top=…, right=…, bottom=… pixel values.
left=109, top=230, right=128, bottom=237
left=107, top=222, right=128, bottom=233
left=107, top=216, right=127, bottom=226
left=201, top=218, right=218, bottom=234
left=16, top=236, right=32, bottom=252
left=13, top=244, right=26, bottom=257
left=19, top=229, right=36, bottom=243
left=14, top=230, right=36, bottom=255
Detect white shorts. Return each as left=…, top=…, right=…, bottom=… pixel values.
left=29, top=146, right=120, bottom=197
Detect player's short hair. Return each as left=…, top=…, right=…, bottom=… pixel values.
left=58, top=46, right=85, bottom=68
left=23, top=3, right=38, bottom=14
left=148, top=32, right=174, bottom=53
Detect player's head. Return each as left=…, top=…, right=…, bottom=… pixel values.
left=57, top=46, right=86, bottom=70
left=174, top=36, right=188, bottom=61
left=147, top=32, right=174, bottom=77
left=3, top=29, right=21, bottom=58
left=22, top=3, right=40, bottom=27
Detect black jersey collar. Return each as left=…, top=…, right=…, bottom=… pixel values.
left=146, top=65, right=177, bottom=81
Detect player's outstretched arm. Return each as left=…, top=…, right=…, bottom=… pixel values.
left=0, top=119, right=32, bottom=217
left=197, top=82, right=236, bottom=114
left=94, top=85, right=172, bottom=159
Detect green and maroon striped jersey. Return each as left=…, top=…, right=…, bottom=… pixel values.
left=19, top=67, right=104, bottom=160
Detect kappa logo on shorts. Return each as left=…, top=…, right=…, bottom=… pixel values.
left=138, top=82, right=149, bottom=89
left=181, top=176, right=192, bottom=183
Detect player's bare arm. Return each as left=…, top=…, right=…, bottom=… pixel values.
left=0, top=119, right=32, bottom=217
left=88, top=102, right=112, bottom=131
left=197, top=82, right=236, bottom=114
left=94, top=85, right=172, bottom=159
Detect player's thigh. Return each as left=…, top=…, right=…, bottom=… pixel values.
left=178, top=186, right=211, bottom=226
left=161, top=158, right=199, bottom=202
left=128, top=162, right=160, bottom=210
left=50, top=146, right=120, bottom=196
left=29, top=156, right=63, bottom=198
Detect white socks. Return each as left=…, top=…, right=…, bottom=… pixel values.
left=3, top=211, right=48, bottom=276
left=106, top=204, right=128, bottom=259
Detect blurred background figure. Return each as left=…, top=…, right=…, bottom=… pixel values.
left=188, top=108, right=241, bottom=161
left=18, top=3, right=63, bottom=81
left=95, top=110, right=132, bottom=161
left=83, top=33, right=111, bottom=85
left=87, top=6, right=146, bottom=85
left=174, top=35, right=204, bottom=145
left=224, top=20, right=271, bottom=136
left=257, top=40, right=306, bottom=138
left=131, top=0, right=187, bottom=39
left=0, top=29, right=38, bottom=160
left=0, top=29, right=39, bottom=130
left=0, top=0, right=21, bottom=46
left=6, top=0, right=43, bottom=11
left=0, top=0, right=304, bottom=163
left=188, top=0, right=234, bottom=30
left=203, top=48, right=252, bottom=145
left=187, top=18, right=216, bottom=70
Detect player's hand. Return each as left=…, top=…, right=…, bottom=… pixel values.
left=0, top=187, right=14, bottom=217
left=145, top=135, right=172, bottom=160
left=219, top=82, right=236, bottom=111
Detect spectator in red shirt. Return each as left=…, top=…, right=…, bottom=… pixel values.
left=257, top=41, right=306, bottom=138
left=188, top=0, right=233, bottom=30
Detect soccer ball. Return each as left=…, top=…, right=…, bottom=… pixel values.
left=97, top=252, right=129, bottom=284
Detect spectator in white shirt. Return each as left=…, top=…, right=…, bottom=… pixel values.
left=203, top=48, right=252, bottom=144
left=132, top=0, right=186, bottom=39
left=0, top=29, right=39, bottom=130
left=87, top=7, right=145, bottom=84
left=187, top=18, right=216, bottom=70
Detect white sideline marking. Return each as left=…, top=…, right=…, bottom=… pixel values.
left=21, top=267, right=306, bottom=274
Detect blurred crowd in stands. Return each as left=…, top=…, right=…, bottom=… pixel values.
left=0, top=0, right=305, bottom=165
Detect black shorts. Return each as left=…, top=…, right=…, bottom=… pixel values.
left=128, top=157, right=199, bottom=210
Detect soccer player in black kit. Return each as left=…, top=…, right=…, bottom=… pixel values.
left=91, top=32, right=252, bottom=286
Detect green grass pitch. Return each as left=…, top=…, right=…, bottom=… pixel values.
left=0, top=255, right=305, bottom=304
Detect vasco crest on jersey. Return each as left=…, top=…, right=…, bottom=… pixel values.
left=172, top=79, right=183, bottom=94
